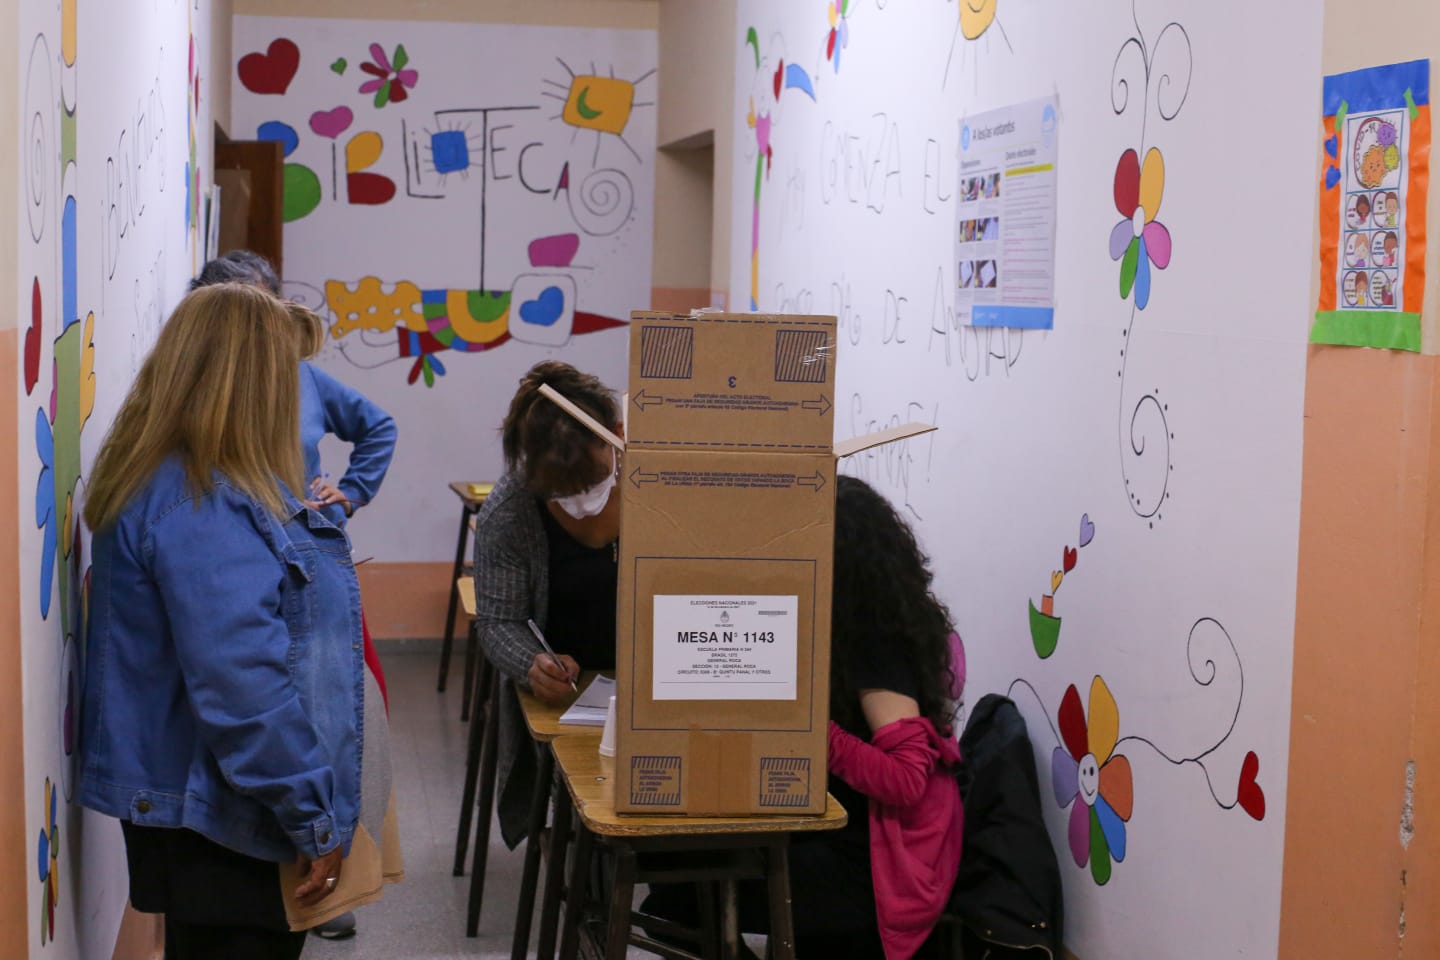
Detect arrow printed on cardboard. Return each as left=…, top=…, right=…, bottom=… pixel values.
left=629, top=466, right=660, bottom=488
left=797, top=471, right=827, bottom=492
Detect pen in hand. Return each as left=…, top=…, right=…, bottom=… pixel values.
left=526, top=619, right=578, bottom=692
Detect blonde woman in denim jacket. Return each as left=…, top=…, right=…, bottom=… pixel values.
left=80, top=285, right=389, bottom=959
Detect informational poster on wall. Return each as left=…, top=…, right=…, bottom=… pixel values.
left=651, top=595, right=798, bottom=700
left=1313, top=59, right=1430, bottom=351
left=956, top=95, right=1059, bottom=329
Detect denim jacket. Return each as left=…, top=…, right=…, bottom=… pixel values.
left=80, top=457, right=365, bottom=863
left=300, top=361, right=396, bottom=528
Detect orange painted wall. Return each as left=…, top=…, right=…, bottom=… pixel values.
left=1278, top=1, right=1440, bottom=952
left=0, top=330, right=28, bottom=948
left=1, top=0, right=26, bottom=938
left=1280, top=347, right=1437, bottom=956
left=359, top=562, right=451, bottom=640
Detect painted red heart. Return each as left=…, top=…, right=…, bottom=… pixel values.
left=1236, top=750, right=1266, bottom=820
left=24, top=277, right=42, bottom=396
left=238, top=38, right=300, bottom=96
left=1062, top=546, right=1077, bottom=573
left=773, top=59, right=784, bottom=100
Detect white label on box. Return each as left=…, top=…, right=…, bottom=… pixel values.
left=651, top=595, right=798, bottom=700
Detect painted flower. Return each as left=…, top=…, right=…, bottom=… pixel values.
left=359, top=43, right=418, bottom=108
left=1109, top=147, right=1173, bottom=310
left=37, top=777, right=58, bottom=944
left=826, top=1, right=850, bottom=73
left=1052, top=676, right=1134, bottom=885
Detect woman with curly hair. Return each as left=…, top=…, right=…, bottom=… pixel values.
left=643, top=475, right=965, bottom=959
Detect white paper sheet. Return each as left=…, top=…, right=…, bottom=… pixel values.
left=559, top=674, right=617, bottom=726
left=651, top=595, right=798, bottom=701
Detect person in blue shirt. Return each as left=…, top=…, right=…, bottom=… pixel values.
left=190, top=251, right=397, bottom=528
left=191, top=251, right=397, bottom=942
left=81, top=284, right=386, bottom=959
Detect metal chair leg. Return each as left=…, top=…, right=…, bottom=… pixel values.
left=465, top=668, right=500, bottom=936
left=452, top=658, right=493, bottom=875
left=437, top=502, right=472, bottom=692
left=511, top=745, right=556, bottom=960
left=461, top=620, right=478, bottom=722
left=538, top=783, right=576, bottom=960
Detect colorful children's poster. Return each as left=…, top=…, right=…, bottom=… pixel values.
left=956, top=95, right=1059, bottom=330
left=1314, top=60, right=1429, bottom=351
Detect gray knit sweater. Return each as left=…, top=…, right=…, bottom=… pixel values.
left=471, top=470, right=553, bottom=848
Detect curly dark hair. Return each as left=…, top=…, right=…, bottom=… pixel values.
left=831, top=476, right=958, bottom=736
left=190, top=250, right=281, bottom=295
left=502, top=361, right=619, bottom=498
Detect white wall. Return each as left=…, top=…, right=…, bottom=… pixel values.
left=16, top=0, right=216, bottom=954
left=730, top=1, right=1319, bottom=956
left=232, top=15, right=656, bottom=563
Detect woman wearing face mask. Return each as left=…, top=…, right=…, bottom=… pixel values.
left=472, top=360, right=622, bottom=849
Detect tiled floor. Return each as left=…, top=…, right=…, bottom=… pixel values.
left=303, top=650, right=535, bottom=960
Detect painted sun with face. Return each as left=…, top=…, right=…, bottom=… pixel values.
left=960, top=0, right=998, bottom=40
left=944, top=0, right=1011, bottom=89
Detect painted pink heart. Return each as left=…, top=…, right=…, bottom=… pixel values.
left=309, top=106, right=354, bottom=140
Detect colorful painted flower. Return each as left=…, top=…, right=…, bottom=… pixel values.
left=1109, top=147, right=1173, bottom=310
left=359, top=43, right=418, bottom=108
left=826, top=1, right=850, bottom=73
left=37, top=777, right=58, bottom=944
left=1052, top=676, right=1134, bottom=885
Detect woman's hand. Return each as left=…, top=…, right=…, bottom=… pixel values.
left=307, top=477, right=353, bottom=517
left=294, top=847, right=344, bottom=907
left=528, top=652, right=580, bottom=703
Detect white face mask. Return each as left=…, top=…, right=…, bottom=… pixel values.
left=552, top=449, right=617, bottom=519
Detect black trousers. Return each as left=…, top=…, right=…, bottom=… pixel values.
left=120, top=822, right=307, bottom=960
left=164, top=921, right=305, bottom=960
left=640, top=831, right=886, bottom=960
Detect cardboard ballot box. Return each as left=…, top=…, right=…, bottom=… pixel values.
left=545, top=311, right=933, bottom=816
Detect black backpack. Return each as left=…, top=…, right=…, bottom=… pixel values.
left=942, top=694, right=1064, bottom=959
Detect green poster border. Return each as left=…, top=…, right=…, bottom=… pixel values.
left=1310, top=310, right=1422, bottom=352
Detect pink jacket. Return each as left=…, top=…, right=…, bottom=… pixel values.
left=828, top=717, right=964, bottom=960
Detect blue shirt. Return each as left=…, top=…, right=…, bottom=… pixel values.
left=300, top=361, right=397, bottom=527
left=80, top=458, right=365, bottom=863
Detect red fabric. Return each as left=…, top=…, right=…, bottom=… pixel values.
left=361, top=611, right=389, bottom=714
left=828, top=717, right=963, bottom=960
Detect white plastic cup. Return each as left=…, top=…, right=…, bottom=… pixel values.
left=599, top=695, right=617, bottom=757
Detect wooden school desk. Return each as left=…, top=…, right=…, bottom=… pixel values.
left=438, top=480, right=493, bottom=697
left=510, top=673, right=610, bottom=960
left=548, top=735, right=848, bottom=960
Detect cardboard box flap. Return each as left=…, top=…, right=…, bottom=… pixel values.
left=628, top=312, right=837, bottom=452
left=539, top=384, right=625, bottom=452
left=834, top=422, right=937, bottom=459
left=545, top=391, right=937, bottom=465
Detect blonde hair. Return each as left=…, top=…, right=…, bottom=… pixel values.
left=85, top=283, right=305, bottom=531
left=285, top=300, right=326, bottom=360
